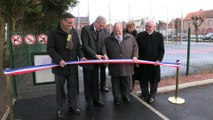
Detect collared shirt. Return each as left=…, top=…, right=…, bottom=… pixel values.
left=93, top=24, right=98, bottom=32
left=115, top=35, right=123, bottom=44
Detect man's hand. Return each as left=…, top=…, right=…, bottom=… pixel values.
left=133, top=57, right=139, bottom=67
left=95, top=54, right=103, bottom=60
left=80, top=57, right=87, bottom=61
left=154, top=60, right=159, bottom=66
left=102, top=55, right=109, bottom=60
left=133, top=57, right=138, bottom=63
left=59, top=60, right=67, bottom=67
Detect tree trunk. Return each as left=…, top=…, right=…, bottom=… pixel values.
left=0, top=17, right=5, bottom=75
left=195, top=27, right=199, bottom=43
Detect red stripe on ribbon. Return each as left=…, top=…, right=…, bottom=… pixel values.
left=4, top=59, right=180, bottom=76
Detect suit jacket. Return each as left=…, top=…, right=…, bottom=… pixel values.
left=47, top=25, right=84, bottom=75
left=81, top=24, right=109, bottom=69
left=136, top=31, right=165, bottom=83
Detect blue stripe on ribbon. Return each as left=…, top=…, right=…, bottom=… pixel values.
left=4, top=59, right=180, bottom=76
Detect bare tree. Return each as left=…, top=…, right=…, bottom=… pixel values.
left=191, top=16, right=203, bottom=42
left=174, top=18, right=181, bottom=41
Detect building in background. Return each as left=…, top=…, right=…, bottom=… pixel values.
left=74, top=16, right=90, bottom=34
left=184, top=9, right=213, bottom=35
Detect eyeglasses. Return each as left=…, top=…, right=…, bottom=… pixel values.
left=64, top=19, right=74, bottom=25
left=98, top=22, right=105, bottom=28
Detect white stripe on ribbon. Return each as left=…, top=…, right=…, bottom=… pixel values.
left=4, top=59, right=180, bottom=76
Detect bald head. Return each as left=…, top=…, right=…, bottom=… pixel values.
left=145, top=19, right=156, bottom=34
left=113, top=22, right=123, bottom=38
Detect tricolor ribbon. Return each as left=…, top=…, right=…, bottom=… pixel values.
left=4, top=59, right=180, bottom=76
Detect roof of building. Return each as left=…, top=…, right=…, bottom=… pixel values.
left=184, top=9, right=213, bottom=20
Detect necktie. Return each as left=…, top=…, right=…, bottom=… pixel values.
left=96, top=31, right=99, bottom=41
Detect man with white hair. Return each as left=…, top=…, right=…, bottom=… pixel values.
left=136, top=19, right=165, bottom=103
left=105, top=22, right=138, bottom=105
left=81, top=16, right=109, bottom=110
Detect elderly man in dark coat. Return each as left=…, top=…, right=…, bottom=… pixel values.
left=105, top=22, right=138, bottom=105
left=47, top=12, right=85, bottom=118
left=136, top=19, right=165, bottom=104
left=81, top=16, right=109, bottom=110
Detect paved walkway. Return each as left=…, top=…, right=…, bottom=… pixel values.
left=10, top=81, right=213, bottom=120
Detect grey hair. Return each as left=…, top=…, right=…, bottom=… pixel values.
left=146, top=19, right=156, bottom=26
left=95, top=16, right=107, bottom=23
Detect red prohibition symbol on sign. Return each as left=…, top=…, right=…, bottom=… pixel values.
left=25, top=34, right=36, bottom=45
left=37, top=34, right=48, bottom=44
left=11, top=34, right=22, bottom=46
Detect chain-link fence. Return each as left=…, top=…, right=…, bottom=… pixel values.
left=10, top=32, right=55, bottom=99
left=9, top=32, right=213, bottom=99
left=162, top=41, right=213, bottom=78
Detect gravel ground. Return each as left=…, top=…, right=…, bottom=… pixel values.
left=1, top=70, right=213, bottom=119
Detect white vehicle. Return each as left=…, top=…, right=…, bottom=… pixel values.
left=203, top=33, right=213, bottom=41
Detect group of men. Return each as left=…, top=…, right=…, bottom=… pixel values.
left=47, top=12, right=165, bottom=119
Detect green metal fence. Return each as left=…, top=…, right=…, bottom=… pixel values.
left=8, top=32, right=213, bottom=99
left=9, top=32, right=55, bottom=99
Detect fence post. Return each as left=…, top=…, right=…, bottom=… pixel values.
left=6, top=75, right=14, bottom=120
left=186, top=27, right=191, bottom=75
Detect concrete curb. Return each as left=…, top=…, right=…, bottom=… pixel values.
left=135, top=78, right=213, bottom=95
left=131, top=93, right=170, bottom=120
left=158, top=78, right=213, bottom=93
left=2, top=79, right=213, bottom=120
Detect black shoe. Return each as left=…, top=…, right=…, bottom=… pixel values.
left=122, top=97, right=130, bottom=103
left=140, top=95, right=149, bottom=103
left=69, top=107, right=81, bottom=115
left=86, top=104, right=94, bottom=110
left=100, top=87, right=109, bottom=92
left=149, top=97, right=155, bottom=103
left=93, top=101, right=104, bottom=107
left=114, top=99, right=120, bottom=105
left=57, top=110, right=64, bottom=119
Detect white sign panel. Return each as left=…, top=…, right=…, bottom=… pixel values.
left=33, top=54, right=55, bottom=84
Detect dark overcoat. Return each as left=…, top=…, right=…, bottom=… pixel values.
left=47, top=25, right=84, bottom=75
left=81, top=24, right=109, bottom=69
left=136, top=31, right=165, bottom=83
left=105, top=33, right=138, bottom=76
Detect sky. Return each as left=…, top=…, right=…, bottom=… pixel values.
left=69, top=0, right=213, bottom=24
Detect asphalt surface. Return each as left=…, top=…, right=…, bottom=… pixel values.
left=11, top=83, right=213, bottom=120
left=13, top=92, right=162, bottom=120
left=152, top=83, right=213, bottom=120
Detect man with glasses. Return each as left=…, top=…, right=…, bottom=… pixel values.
left=47, top=12, right=86, bottom=118
left=81, top=16, right=109, bottom=110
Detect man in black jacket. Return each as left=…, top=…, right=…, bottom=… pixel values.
left=81, top=16, right=109, bottom=110
left=136, top=19, right=165, bottom=104
left=47, top=12, right=85, bottom=118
